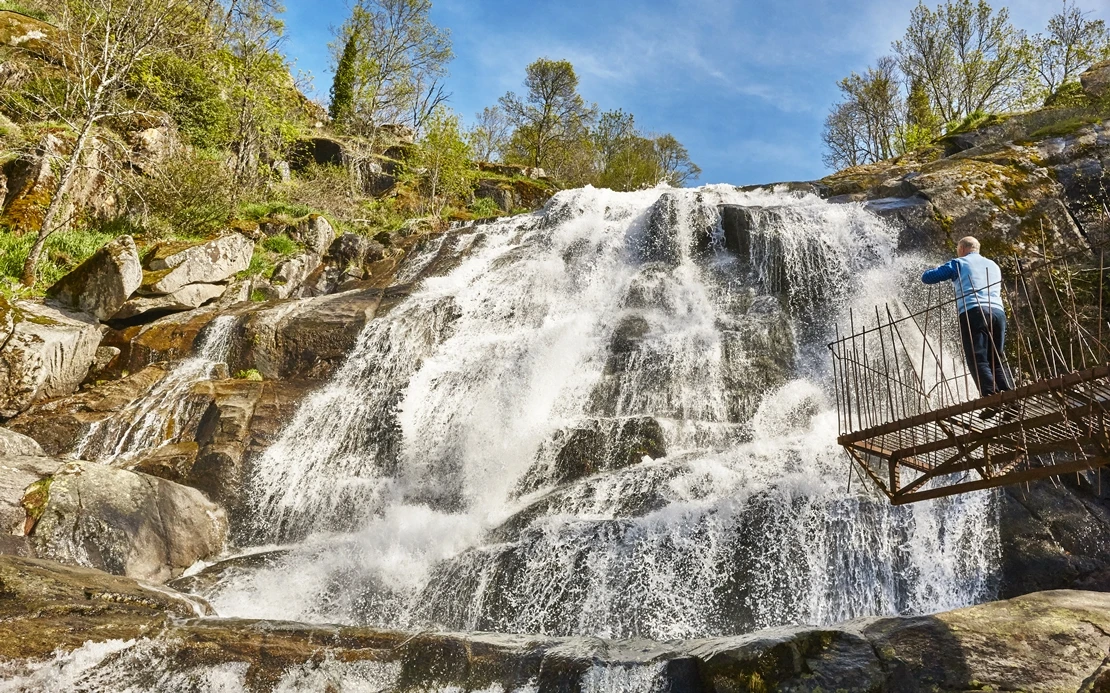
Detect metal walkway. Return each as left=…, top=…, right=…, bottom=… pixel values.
left=829, top=251, right=1110, bottom=504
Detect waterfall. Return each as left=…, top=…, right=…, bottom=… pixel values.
left=201, top=185, right=998, bottom=640
left=76, top=314, right=238, bottom=462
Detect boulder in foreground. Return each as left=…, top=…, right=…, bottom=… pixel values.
left=44, top=235, right=143, bottom=321
left=0, top=553, right=1106, bottom=693
left=27, top=460, right=227, bottom=583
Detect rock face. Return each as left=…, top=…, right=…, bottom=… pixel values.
left=819, top=120, right=1105, bottom=254
left=28, top=460, right=227, bottom=583
left=1081, top=60, right=1110, bottom=100
left=112, top=281, right=226, bottom=321
left=0, top=555, right=208, bottom=662
left=255, top=251, right=320, bottom=300
left=141, top=233, right=253, bottom=295
left=0, top=563, right=1107, bottom=693
left=0, top=299, right=101, bottom=418
left=291, top=214, right=334, bottom=255
left=0, top=426, right=43, bottom=457
left=0, top=454, right=57, bottom=537
left=45, top=235, right=143, bottom=321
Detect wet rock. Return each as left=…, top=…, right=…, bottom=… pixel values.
left=0, top=566, right=1108, bottom=692
left=130, top=441, right=199, bottom=484
left=112, top=281, right=226, bottom=321
left=862, top=195, right=943, bottom=251
left=0, top=454, right=57, bottom=536
left=0, top=426, right=44, bottom=457
left=5, top=364, right=169, bottom=456
left=116, top=307, right=221, bottom=374
left=0, top=555, right=208, bottom=661
left=141, top=234, right=253, bottom=295
left=45, top=235, right=143, bottom=321
left=1080, top=60, right=1110, bottom=101
left=517, top=417, right=666, bottom=494
left=290, top=215, right=334, bottom=255
left=28, top=460, right=227, bottom=583
left=168, top=548, right=291, bottom=594
left=0, top=300, right=101, bottom=418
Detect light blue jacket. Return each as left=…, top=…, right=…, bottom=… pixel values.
left=921, top=252, right=1004, bottom=315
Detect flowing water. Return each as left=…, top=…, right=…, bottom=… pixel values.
left=204, top=185, right=999, bottom=639
left=75, top=314, right=238, bottom=462
left=5, top=185, right=1002, bottom=690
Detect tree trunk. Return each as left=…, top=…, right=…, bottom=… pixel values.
left=21, top=118, right=95, bottom=287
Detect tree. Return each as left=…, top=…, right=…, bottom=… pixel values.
left=893, top=0, right=1028, bottom=122
left=654, top=134, right=701, bottom=187
left=21, top=0, right=194, bottom=286
left=329, top=28, right=358, bottom=128
left=897, top=76, right=941, bottom=153
left=411, top=108, right=470, bottom=217
left=466, top=106, right=511, bottom=162
left=222, top=0, right=297, bottom=187
left=821, top=57, right=903, bottom=169
left=330, top=0, right=452, bottom=134
left=499, top=58, right=598, bottom=171
left=593, top=109, right=654, bottom=190
left=1030, top=0, right=1110, bottom=101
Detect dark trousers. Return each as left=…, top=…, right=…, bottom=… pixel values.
left=959, top=308, right=1014, bottom=397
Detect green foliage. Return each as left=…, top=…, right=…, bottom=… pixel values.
left=409, top=107, right=471, bottom=216
left=945, top=109, right=1005, bottom=135
left=1043, top=80, right=1090, bottom=108
left=1029, top=113, right=1104, bottom=138
left=234, top=368, right=264, bottom=381
left=329, top=30, right=358, bottom=129
left=1029, top=0, right=1110, bottom=101
left=132, top=148, right=235, bottom=239
left=0, top=2, right=50, bottom=20
left=329, top=0, right=453, bottom=133
left=134, top=55, right=232, bottom=149
left=249, top=288, right=267, bottom=302
left=239, top=201, right=317, bottom=222
left=0, top=225, right=118, bottom=293
left=469, top=196, right=502, bottom=219
left=261, top=233, right=297, bottom=254
left=500, top=58, right=598, bottom=172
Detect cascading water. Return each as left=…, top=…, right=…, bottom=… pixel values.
left=75, top=314, right=238, bottom=462
left=191, top=185, right=1000, bottom=641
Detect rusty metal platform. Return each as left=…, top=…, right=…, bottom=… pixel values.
left=829, top=251, right=1110, bottom=504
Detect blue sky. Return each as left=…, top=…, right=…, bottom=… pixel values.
left=280, top=0, right=1110, bottom=186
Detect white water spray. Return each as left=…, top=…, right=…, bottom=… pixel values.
left=201, top=185, right=998, bottom=640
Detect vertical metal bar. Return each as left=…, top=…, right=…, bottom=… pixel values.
left=877, top=305, right=897, bottom=425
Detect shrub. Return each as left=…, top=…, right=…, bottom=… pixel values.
left=234, top=368, right=263, bottom=381
left=239, top=201, right=317, bottom=222
left=132, top=148, right=235, bottom=239
left=469, top=196, right=503, bottom=219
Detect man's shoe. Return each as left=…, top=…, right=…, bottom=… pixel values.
left=978, top=406, right=1000, bottom=420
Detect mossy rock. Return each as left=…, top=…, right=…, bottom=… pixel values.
left=20, top=475, right=50, bottom=521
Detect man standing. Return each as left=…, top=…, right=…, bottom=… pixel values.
left=921, top=236, right=1014, bottom=400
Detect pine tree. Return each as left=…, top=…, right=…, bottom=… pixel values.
left=329, top=30, right=357, bottom=129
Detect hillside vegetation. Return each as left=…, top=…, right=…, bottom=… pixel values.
left=0, top=0, right=700, bottom=297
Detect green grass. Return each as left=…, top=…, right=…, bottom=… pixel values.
left=1029, top=114, right=1103, bottom=139
left=0, top=2, right=51, bottom=21
left=0, top=226, right=118, bottom=295
left=469, top=196, right=503, bottom=219
left=238, top=201, right=318, bottom=222
left=945, top=110, right=1006, bottom=136
left=233, top=368, right=263, bottom=381
left=261, top=233, right=298, bottom=254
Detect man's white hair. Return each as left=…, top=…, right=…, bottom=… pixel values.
left=958, top=236, right=980, bottom=253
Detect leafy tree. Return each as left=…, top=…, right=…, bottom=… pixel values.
left=897, top=76, right=941, bottom=152
left=1030, top=0, right=1110, bottom=102
left=593, top=110, right=652, bottom=190
left=894, top=0, right=1028, bottom=122
left=329, top=29, right=358, bottom=129
left=411, top=108, right=470, bottom=217
left=654, top=134, right=701, bottom=186
left=330, top=0, right=452, bottom=134
left=466, top=105, right=511, bottom=162
left=822, top=57, right=903, bottom=168
left=221, top=0, right=299, bottom=187
left=499, top=58, right=598, bottom=171
left=20, top=0, right=196, bottom=286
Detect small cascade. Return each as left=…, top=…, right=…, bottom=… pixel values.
left=200, top=185, right=999, bottom=642
left=76, top=314, right=237, bottom=462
